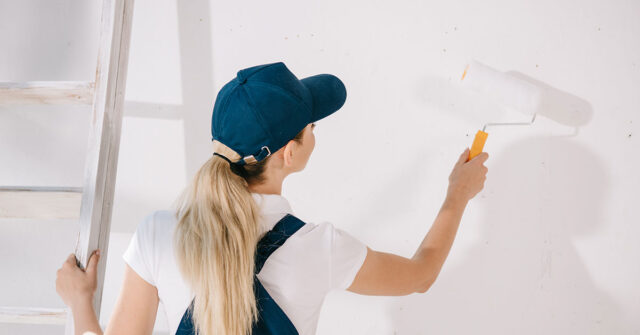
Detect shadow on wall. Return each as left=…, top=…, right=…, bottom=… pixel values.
left=111, top=0, right=215, bottom=225
left=386, top=136, right=634, bottom=334
left=174, top=0, right=216, bottom=179
left=121, top=0, right=215, bottom=177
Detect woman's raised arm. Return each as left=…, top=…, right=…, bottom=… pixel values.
left=348, top=148, right=489, bottom=296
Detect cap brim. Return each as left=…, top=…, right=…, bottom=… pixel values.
left=300, top=74, right=347, bottom=123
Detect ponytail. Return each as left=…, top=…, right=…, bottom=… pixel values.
left=172, top=128, right=305, bottom=335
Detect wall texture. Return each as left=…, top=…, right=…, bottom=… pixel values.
left=1, top=0, right=638, bottom=334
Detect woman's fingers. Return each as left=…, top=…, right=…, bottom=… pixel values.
left=63, top=250, right=101, bottom=273
left=65, top=253, right=77, bottom=266
left=86, top=250, right=100, bottom=275
left=457, top=148, right=470, bottom=165
left=56, top=250, right=101, bottom=308
left=470, top=151, right=489, bottom=164
left=447, top=148, right=490, bottom=202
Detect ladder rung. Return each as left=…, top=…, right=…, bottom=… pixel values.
left=0, top=186, right=82, bottom=219
left=0, top=81, right=94, bottom=105
left=0, top=306, right=67, bottom=325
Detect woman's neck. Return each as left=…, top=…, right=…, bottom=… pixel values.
left=247, top=156, right=290, bottom=195
left=247, top=173, right=284, bottom=195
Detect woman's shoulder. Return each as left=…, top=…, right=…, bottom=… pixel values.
left=285, top=216, right=366, bottom=253
left=151, top=209, right=180, bottom=227
left=133, top=209, right=180, bottom=246
left=123, top=209, right=180, bottom=287
left=138, top=209, right=179, bottom=227
left=260, top=216, right=368, bottom=292
left=288, top=216, right=350, bottom=238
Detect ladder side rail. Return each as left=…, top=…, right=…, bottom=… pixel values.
left=67, top=0, right=135, bottom=333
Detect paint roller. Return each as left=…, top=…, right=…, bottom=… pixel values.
left=460, top=60, right=541, bottom=161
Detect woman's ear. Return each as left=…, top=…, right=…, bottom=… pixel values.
left=282, top=140, right=296, bottom=167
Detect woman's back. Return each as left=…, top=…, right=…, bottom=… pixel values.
left=123, top=192, right=367, bottom=335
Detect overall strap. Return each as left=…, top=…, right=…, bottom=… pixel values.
left=255, top=214, right=305, bottom=273
left=176, top=214, right=306, bottom=335
left=252, top=214, right=305, bottom=335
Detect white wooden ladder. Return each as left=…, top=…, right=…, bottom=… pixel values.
left=0, top=0, right=135, bottom=333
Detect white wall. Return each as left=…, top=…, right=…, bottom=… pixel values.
left=1, top=0, right=638, bottom=334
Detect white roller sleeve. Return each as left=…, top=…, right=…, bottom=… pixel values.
left=460, top=60, right=541, bottom=116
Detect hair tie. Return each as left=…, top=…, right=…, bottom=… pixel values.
left=213, top=152, right=233, bottom=165
left=213, top=152, right=248, bottom=179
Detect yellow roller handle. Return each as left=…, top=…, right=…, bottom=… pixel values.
left=468, top=130, right=488, bottom=162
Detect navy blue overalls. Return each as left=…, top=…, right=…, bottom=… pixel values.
left=176, top=213, right=305, bottom=335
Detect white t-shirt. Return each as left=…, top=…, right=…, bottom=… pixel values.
left=122, top=192, right=368, bottom=335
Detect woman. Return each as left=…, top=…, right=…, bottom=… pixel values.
left=56, top=61, right=488, bottom=335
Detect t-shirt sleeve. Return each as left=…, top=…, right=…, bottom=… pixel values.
left=321, top=222, right=368, bottom=290
left=122, top=212, right=157, bottom=286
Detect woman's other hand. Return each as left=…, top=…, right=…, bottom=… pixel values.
left=56, top=249, right=100, bottom=309
left=446, top=148, right=489, bottom=202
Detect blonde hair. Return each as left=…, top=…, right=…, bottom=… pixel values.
left=172, top=128, right=305, bottom=335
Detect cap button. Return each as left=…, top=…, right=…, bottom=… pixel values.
left=237, top=72, right=247, bottom=84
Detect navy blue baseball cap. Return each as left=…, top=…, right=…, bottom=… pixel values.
left=211, top=62, right=347, bottom=166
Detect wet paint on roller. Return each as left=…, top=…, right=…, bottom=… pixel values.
left=461, top=64, right=469, bottom=80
